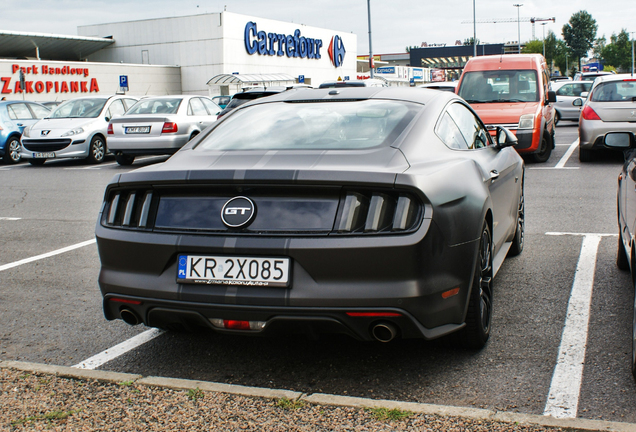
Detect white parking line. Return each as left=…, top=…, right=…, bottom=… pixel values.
left=0, top=217, right=21, bottom=221
left=543, top=232, right=616, bottom=419
left=0, top=239, right=96, bottom=272
left=73, top=329, right=164, bottom=370
left=529, top=139, right=580, bottom=170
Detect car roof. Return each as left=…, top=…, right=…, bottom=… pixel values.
left=237, top=86, right=455, bottom=107
left=463, top=53, right=545, bottom=71
left=592, top=73, right=636, bottom=84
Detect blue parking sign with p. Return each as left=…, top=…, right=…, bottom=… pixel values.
left=119, top=75, right=128, bottom=90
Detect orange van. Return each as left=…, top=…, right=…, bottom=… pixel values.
left=457, top=54, right=557, bottom=162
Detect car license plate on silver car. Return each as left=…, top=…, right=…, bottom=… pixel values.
left=33, top=152, right=55, bottom=158
left=177, top=255, right=290, bottom=287
left=125, top=126, right=150, bottom=134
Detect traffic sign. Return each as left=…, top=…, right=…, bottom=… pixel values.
left=119, top=75, right=129, bottom=90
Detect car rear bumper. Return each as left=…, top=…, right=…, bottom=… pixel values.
left=96, top=218, right=479, bottom=341
left=107, top=134, right=190, bottom=152
left=579, top=119, right=636, bottom=149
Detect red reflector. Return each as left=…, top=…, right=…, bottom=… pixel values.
left=224, top=320, right=251, bottom=330
left=346, top=312, right=402, bottom=317
left=442, top=287, right=460, bottom=299
left=623, top=79, right=636, bottom=82
left=162, top=122, right=178, bottom=133
left=107, top=123, right=113, bottom=135
left=581, top=105, right=601, bottom=121
left=110, top=298, right=142, bottom=305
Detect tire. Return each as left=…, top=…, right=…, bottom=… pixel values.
left=463, top=221, right=493, bottom=349
left=617, top=232, right=630, bottom=271
left=554, top=111, right=560, bottom=126
left=3, top=136, right=21, bottom=164
left=579, top=147, right=593, bottom=162
left=87, top=136, right=106, bottom=164
left=508, top=179, right=525, bottom=257
left=115, top=154, right=135, bottom=166
left=632, top=284, right=636, bottom=382
left=531, top=133, right=552, bottom=163
left=28, top=159, right=45, bottom=166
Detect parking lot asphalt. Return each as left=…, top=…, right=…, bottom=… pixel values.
left=1, top=124, right=635, bottom=427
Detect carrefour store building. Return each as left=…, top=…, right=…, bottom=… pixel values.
left=0, top=12, right=357, bottom=101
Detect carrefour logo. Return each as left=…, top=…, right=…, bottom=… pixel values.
left=328, top=35, right=346, bottom=68
left=244, top=22, right=323, bottom=60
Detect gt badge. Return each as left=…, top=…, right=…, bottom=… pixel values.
left=221, top=196, right=256, bottom=228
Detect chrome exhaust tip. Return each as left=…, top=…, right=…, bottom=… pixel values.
left=371, top=322, right=398, bottom=343
left=120, top=308, right=140, bottom=326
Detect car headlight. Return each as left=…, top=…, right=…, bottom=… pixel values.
left=518, top=114, right=534, bottom=129
left=22, top=125, right=30, bottom=138
left=61, top=127, right=84, bottom=137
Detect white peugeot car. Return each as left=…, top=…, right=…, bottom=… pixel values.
left=20, top=95, right=138, bottom=165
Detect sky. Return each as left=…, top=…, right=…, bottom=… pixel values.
left=1, top=0, right=633, bottom=55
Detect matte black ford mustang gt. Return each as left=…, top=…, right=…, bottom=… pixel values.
left=96, top=87, right=525, bottom=348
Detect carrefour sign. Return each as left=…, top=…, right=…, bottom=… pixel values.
left=244, top=21, right=345, bottom=67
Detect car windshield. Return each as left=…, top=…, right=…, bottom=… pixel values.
left=458, top=70, right=539, bottom=103
left=195, top=100, right=420, bottom=151
left=127, top=98, right=182, bottom=115
left=50, top=98, right=108, bottom=118
left=590, top=81, right=636, bottom=102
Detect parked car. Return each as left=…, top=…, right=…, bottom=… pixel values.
left=605, top=131, right=636, bottom=381
left=107, top=95, right=222, bottom=165
left=578, top=74, right=636, bottom=162
left=0, top=101, right=50, bottom=164
left=417, top=81, right=458, bottom=92
left=216, top=87, right=287, bottom=119
left=573, top=71, right=613, bottom=81
left=318, top=79, right=387, bottom=88
left=457, top=54, right=557, bottom=163
left=20, top=95, right=138, bottom=165
left=211, top=95, right=231, bottom=109
left=552, top=81, right=593, bottom=124
left=95, top=87, right=524, bottom=349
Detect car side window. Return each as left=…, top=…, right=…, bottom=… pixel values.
left=556, top=84, right=573, bottom=96
left=188, top=98, right=207, bottom=116
left=27, top=103, right=50, bottom=119
left=435, top=111, right=468, bottom=150
left=123, top=99, right=137, bottom=111
left=7, top=103, right=33, bottom=120
left=447, top=103, right=491, bottom=149
left=107, top=100, right=126, bottom=118
left=200, top=98, right=221, bottom=115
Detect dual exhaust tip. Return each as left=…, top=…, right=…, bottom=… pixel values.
left=371, top=322, right=398, bottom=343
left=120, top=308, right=399, bottom=343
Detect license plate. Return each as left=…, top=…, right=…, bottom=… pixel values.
left=177, top=255, right=291, bottom=287
left=125, top=126, right=150, bottom=134
left=33, top=152, right=55, bottom=158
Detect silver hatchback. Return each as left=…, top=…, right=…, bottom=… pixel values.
left=579, top=74, right=636, bottom=161
left=107, top=95, right=221, bottom=165
left=552, top=80, right=592, bottom=124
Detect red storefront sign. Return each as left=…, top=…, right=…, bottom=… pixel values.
left=1, top=64, right=100, bottom=95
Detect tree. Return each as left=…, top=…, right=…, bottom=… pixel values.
left=602, top=30, right=632, bottom=71
left=463, top=37, right=480, bottom=46
left=553, top=39, right=571, bottom=77
left=544, top=31, right=560, bottom=74
left=562, top=10, right=598, bottom=70
left=521, top=40, right=543, bottom=54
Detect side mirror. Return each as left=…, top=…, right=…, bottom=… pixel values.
left=105, top=116, right=111, bottom=122
left=604, top=132, right=635, bottom=149
left=496, top=126, right=518, bottom=148
left=572, top=98, right=583, bottom=107
left=547, top=90, right=557, bottom=104
left=580, top=91, right=589, bottom=98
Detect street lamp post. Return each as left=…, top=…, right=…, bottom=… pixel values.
left=367, top=0, right=374, bottom=78
left=513, top=4, right=523, bottom=54
left=542, top=22, right=547, bottom=57
left=473, top=0, right=477, bottom=57
left=631, top=32, right=635, bottom=77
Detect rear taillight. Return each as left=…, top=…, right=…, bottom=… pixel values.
left=162, top=122, right=178, bottom=133
left=335, top=191, right=421, bottom=234
left=581, top=105, right=601, bottom=121
left=107, top=123, right=113, bottom=135
left=104, top=189, right=153, bottom=229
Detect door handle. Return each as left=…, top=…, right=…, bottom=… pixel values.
left=490, top=170, right=500, bottom=182
left=16, top=123, right=23, bottom=126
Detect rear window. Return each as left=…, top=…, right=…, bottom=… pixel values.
left=195, top=100, right=420, bottom=151
left=458, top=70, right=539, bottom=103
left=590, top=81, right=636, bottom=102
left=127, top=98, right=182, bottom=115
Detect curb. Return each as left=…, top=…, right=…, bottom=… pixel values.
left=2, top=360, right=635, bottom=432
